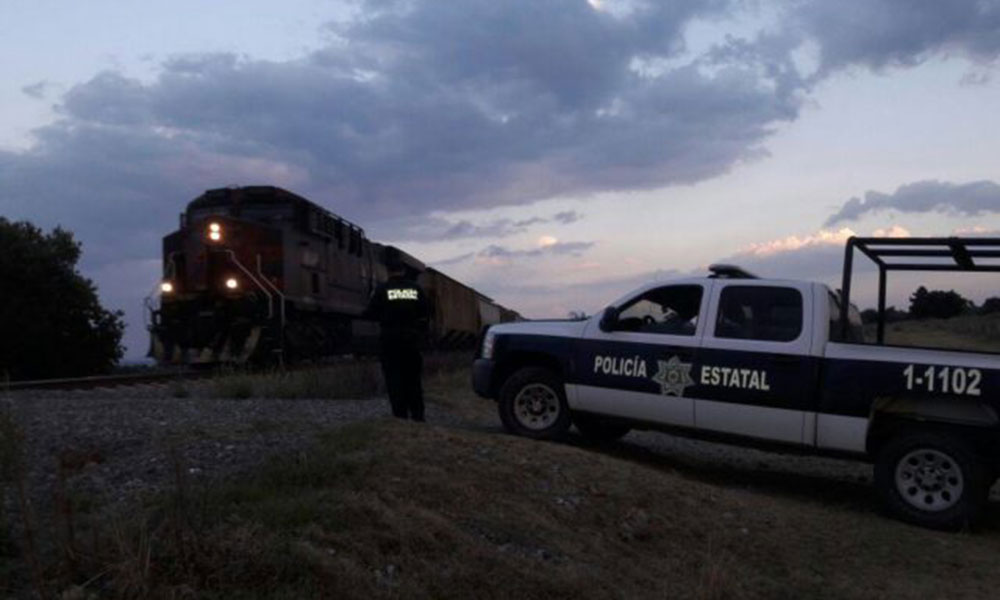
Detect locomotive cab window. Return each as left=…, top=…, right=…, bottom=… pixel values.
left=615, top=285, right=702, bottom=335
left=715, top=285, right=802, bottom=342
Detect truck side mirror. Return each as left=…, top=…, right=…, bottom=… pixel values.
left=599, top=306, right=619, bottom=333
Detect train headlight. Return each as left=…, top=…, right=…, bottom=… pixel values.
left=481, top=328, right=496, bottom=359
left=160, top=281, right=174, bottom=293
left=208, top=222, right=222, bottom=242
left=225, top=277, right=239, bottom=290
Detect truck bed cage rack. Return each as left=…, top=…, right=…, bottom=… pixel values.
left=840, top=236, right=1000, bottom=343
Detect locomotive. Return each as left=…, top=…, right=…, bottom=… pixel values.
left=147, top=185, right=518, bottom=365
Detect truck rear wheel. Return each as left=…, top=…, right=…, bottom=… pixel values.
left=874, top=431, right=989, bottom=530
left=498, top=367, right=571, bottom=441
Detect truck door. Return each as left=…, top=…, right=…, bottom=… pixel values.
left=695, top=282, right=816, bottom=444
left=574, top=283, right=711, bottom=427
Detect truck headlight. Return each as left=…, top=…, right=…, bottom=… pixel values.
left=481, top=329, right=496, bottom=359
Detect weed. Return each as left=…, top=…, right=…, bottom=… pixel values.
left=169, top=380, right=191, bottom=398
left=204, top=362, right=384, bottom=400
left=0, top=406, right=46, bottom=597
left=211, top=374, right=255, bottom=399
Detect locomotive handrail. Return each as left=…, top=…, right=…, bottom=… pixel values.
left=256, top=254, right=287, bottom=363
left=221, top=249, right=274, bottom=320
left=256, top=254, right=286, bottom=329
left=143, top=252, right=180, bottom=329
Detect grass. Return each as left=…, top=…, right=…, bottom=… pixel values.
left=8, top=414, right=1000, bottom=599
left=871, top=313, right=1000, bottom=353
left=207, top=361, right=384, bottom=400
left=5, top=357, right=1000, bottom=598
left=203, top=351, right=473, bottom=401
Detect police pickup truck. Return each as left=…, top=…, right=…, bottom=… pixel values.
left=472, top=237, right=1000, bottom=529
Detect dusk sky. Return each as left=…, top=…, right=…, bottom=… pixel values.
left=2, top=0, right=999, bottom=359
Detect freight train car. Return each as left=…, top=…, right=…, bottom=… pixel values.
left=147, top=186, right=518, bottom=364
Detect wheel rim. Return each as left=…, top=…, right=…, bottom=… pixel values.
left=895, top=448, right=964, bottom=512
left=512, top=383, right=561, bottom=430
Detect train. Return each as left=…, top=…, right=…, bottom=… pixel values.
left=146, top=185, right=519, bottom=365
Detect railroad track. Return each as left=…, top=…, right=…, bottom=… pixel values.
left=2, top=356, right=389, bottom=393
left=2, top=352, right=465, bottom=393
left=3, top=369, right=215, bottom=392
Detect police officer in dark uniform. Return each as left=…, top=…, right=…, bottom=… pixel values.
left=364, top=247, right=431, bottom=421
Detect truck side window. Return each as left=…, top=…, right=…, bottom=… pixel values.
left=616, top=285, right=702, bottom=335
left=715, top=286, right=802, bottom=342
left=828, top=291, right=868, bottom=343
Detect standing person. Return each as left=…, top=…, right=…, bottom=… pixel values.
left=364, top=247, right=431, bottom=421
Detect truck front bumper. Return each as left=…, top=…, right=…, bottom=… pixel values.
left=472, top=358, right=495, bottom=399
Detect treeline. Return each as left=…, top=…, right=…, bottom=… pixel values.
left=0, top=218, right=124, bottom=381
left=861, top=286, right=1000, bottom=324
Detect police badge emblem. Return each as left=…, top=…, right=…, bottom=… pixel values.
left=652, top=355, right=695, bottom=396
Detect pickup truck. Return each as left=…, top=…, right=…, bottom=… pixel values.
left=472, top=237, right=1000, bottom=529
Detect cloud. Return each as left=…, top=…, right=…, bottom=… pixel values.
left=0, top=1, right=803, bottom=237
left=3, top=0, right=998, bottom=356
left=740, top=227, right=857, bottom=257
left=824, top=180, right=1000, bottom=226
left=953, top=225, right=1000, bottom=236
left=479, top=240, right=596, bottom=260
left=716, top=225, right=928, bottom=282
left=474, top=267, right=682, bottom=319
left=21, top=80, right=55, bottom=99
left=790, top=0, right=1000, bottom=78
left=432, top=238, right=596, bottom=269
left=715, top=225, right=1000, bottom=310
left=388, top=210, right=585, bottom=242
left=6, top=1, right=995, bottom=257
left=552, top=210, right=582, bottom=224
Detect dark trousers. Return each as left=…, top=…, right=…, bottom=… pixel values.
left=379, top=345, right=424, bottom=421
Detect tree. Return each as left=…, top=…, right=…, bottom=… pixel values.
left=0, top=218, right=124, bottom=380
left=981, top=297, right=1000, bottom=315
left=908, top=286, right=973, bottom=320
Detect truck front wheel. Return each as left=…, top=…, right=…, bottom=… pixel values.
left=874, top=431, right=990, bottom=530
left=498, top=367, right=571, bottom=441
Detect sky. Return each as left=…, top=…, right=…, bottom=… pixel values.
left=1, top=0, right=999, bottom=360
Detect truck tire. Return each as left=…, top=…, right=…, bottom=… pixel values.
left=874, top=431, right=990, bottom=530
left=573, top=413, right=631, bottom=444
left=498, top=367, right=571, bottom=440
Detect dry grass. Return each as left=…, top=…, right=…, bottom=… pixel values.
left=206, top=361, right=385, bottom=400
left=10, top=416, right=1000, bottom=599
left=6, top=360, right=1000, bottom=599
left=201, top=351, right=474, bottom=401
left=873, top=313, right=1000, bottom=353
